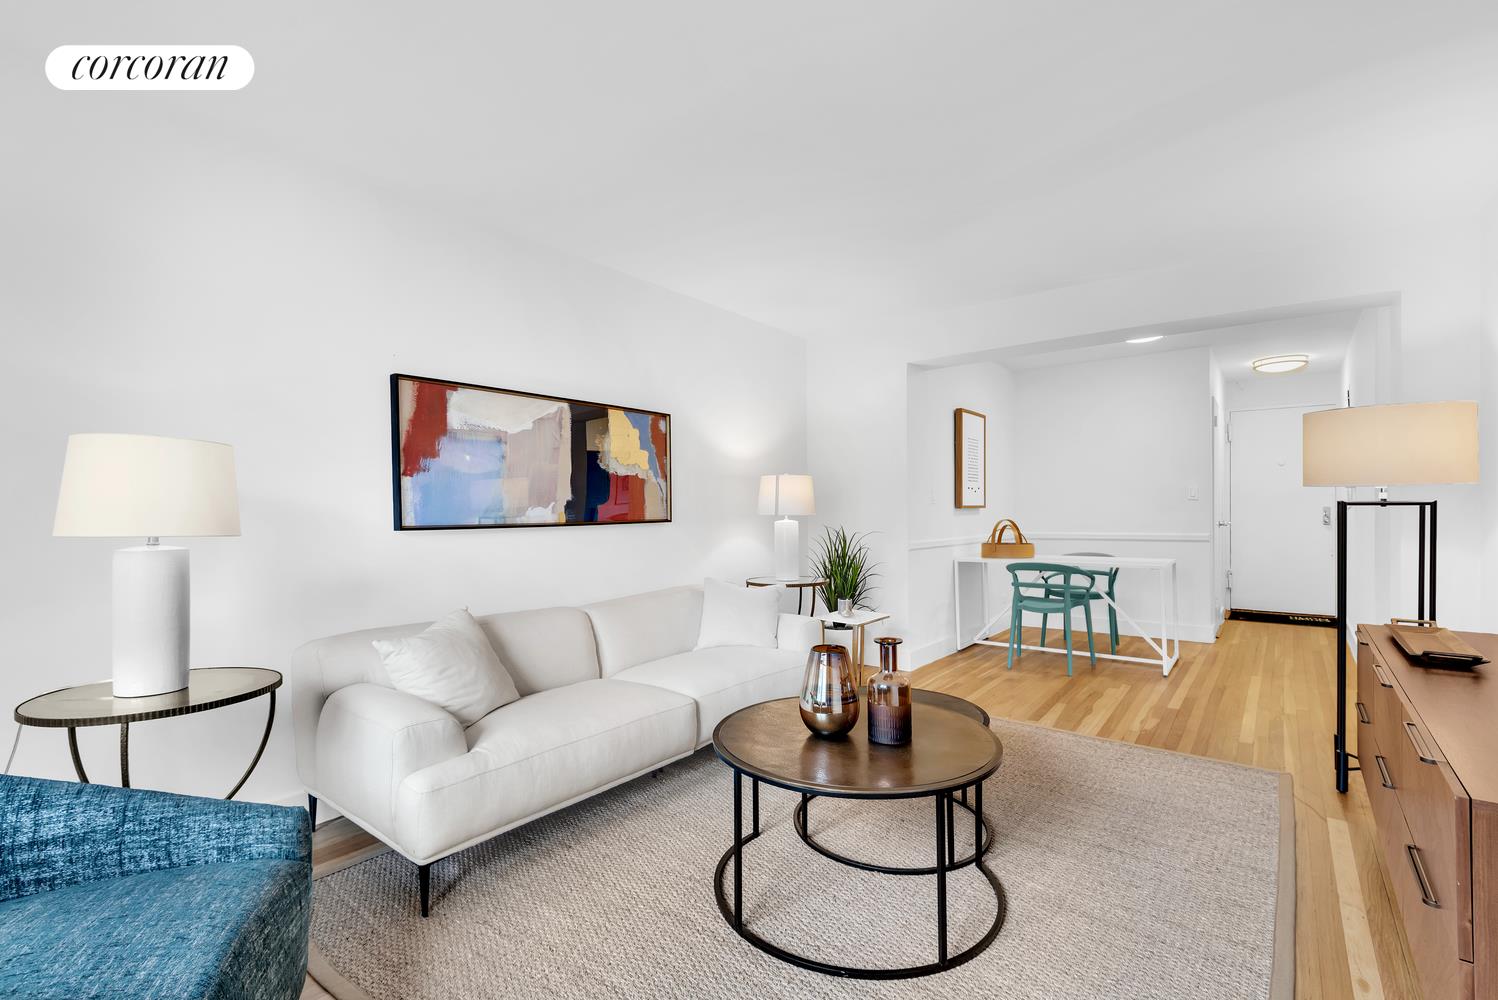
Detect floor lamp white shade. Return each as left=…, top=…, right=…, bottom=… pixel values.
left=759, top=474, right=814, bottom=581
left=54, top=434, right=240, bottom=697
left=1303, top=401, right=1479, bottom=486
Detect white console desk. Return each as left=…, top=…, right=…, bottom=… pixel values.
left=953, top=555, right=1180, bottom=676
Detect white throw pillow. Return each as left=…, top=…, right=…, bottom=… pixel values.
left=695, top=578, right=782, bottom=650
left=372, top=609, right=520, bottom=726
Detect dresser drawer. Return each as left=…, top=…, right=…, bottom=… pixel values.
left=1356, top=635, right=1377, bottom=739
left=1370, top=657, right=1408, bottom=790
left=1376, top=790, right=1474, bottom=1000
left=1390, top=700, right=1474, bottom=961
left=1362, top=733, right=1406, bottom=856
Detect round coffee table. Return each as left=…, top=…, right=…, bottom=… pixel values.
left=712, top=695, right=1005, bottom=979
left=794, top=689, right=993, bottom=874
left=13, top=667, right=281, bottom=799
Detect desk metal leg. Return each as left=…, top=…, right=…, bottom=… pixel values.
left=953, top=561, right=962, bottom=651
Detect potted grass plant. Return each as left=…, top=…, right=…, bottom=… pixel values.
left=810, top=526, right=880, bottom=619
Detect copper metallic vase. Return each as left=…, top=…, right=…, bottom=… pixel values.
left=868, top=636, right=913, bottom=745
left=799, top=643, right=860, bottom=737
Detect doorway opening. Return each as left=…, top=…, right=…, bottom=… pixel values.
left=1208, top=306, right=1385, bottom=628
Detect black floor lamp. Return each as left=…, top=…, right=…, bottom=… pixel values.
left=1302, top=401, right=1479, bottom=794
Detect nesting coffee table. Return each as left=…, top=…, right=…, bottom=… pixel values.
left=711, top=690, right=1005, bottom=979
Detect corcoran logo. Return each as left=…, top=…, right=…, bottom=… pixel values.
left=46, top=45, right=253, bottom=91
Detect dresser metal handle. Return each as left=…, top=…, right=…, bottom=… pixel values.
left=1356, top=702, right=1370, bottom=725
left=1375, top=754, right=1394, bottom=789
left=1403, top=722, right=1438, bottom=765
left=1373, top=663, right=1393, bottom=688
left=1406, top=845, right=1440, bottom=908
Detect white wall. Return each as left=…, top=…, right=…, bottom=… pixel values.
left=1010, top=348, right=1217, bottom=642
left=1482, top=202, right=1498, bottom=622
left=905, top=362, right=1014, bottom=663
left=1224, top=369, right=1342, bottom=411
left=0, top=111, right=806, bottom=806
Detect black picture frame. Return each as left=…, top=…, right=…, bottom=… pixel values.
left=389, top=373, right=673, bottom=531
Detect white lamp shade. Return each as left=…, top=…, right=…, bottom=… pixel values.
left=757, top=474, right=815, bottom=516
left=54, top=433, right=241, bottom=537
left=1303, top=401, right=1479, bottom=487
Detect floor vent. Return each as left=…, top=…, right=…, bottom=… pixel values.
left=1227, top=608, right=1336, bottom=628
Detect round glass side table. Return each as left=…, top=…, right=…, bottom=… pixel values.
left=13, top=667, right=281, bottom=799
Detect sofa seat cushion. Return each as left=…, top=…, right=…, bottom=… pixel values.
left=0, top=859, right=310, bottom=1000
left=393, top=679, right=696, bottom=860
left=613, top=646, right=806, bottom=745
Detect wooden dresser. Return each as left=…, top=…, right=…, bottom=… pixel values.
left=1357, top=625, right=1498, bottom=1000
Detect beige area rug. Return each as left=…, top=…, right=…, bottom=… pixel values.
left=310, top=719, right=1294, bottom=1000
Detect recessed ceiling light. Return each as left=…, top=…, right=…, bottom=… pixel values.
left=1251, top=354, right=1309, bottom=374
left=1125, top=335, right=1163, bottom=344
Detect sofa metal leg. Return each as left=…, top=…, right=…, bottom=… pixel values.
left=418, top=863, right=431, bottom=918
left=307, top=795, right=317, bottom=831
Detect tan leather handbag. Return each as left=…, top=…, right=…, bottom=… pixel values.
left=981, top=519, right=1035, bottom=558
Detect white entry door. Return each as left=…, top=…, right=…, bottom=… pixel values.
left=1228, top=405, right=1337, bottom=615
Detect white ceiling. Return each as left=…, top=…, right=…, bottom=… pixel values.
left=993, top=308, right=1361, bottom=374
left=10, top=3, right=1498, bottom=334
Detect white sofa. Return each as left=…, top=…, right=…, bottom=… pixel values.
left=290, top=584, right=819, bottom=914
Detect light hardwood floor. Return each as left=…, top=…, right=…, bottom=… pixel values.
left=301, top=619, right=1420, bottom=999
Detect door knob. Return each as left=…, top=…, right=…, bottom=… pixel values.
left=1217, top=521, right=1230, bottom=527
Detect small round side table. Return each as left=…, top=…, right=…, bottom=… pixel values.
left=13, top=667, right=281, bottom=800
left=745, top=576, right=827, bottom=615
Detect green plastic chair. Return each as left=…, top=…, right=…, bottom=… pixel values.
left=1005, top=562, right=1098, bottom=676
left=1042, top=553, right=1120, bottom=653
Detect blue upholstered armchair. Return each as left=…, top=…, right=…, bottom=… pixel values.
left=0, top=775, right=311, bottom=1000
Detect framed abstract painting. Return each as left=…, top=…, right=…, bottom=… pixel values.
left=390, top=374, right=671, bottom=529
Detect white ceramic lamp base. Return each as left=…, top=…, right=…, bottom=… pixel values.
left=112, top=544, right=190, bottom=697
left=773, top=517, right=800, bottom=581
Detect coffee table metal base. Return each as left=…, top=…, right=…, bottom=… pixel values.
left=713, top=771, right=1007, bottom=979
left=793, top=784, right=993, bottom=876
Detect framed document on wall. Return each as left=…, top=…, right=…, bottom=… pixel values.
left=954, top=407, right=986, bottom=508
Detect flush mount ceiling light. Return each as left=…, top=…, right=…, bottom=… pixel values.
left=1251, top=353, right=1310, bottom=374
left=1125, top=335, right=1163, bottom=344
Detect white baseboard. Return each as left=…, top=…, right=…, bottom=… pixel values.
left=911, top=636, right=957, bottom=668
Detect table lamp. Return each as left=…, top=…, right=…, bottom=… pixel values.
left=53, top=433, right=241, bottom=697
left=1302, top=401, right=1478, bottom=792
left=758, top=474, right=814, bottom=581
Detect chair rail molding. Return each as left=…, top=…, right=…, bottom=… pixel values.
left=909, top=530, right=1212, bottom=551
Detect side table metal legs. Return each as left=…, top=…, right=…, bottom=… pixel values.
left=67, top=727, right=89, bottom=783
left=59, top=691, right=276, bottom=799
left=225, top=691, right=276, bottom=800
left=119, top=722, right=130, bottom=786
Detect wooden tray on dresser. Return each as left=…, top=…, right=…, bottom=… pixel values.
left=1356, top=625, right=1498, bottom=1000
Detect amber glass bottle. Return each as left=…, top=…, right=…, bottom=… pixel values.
left=867, top=636, right=913, bottom=745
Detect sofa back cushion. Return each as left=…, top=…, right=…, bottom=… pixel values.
left=582, top=585, right=704, bottom=677
left=289, top=606, right=598, bottom=790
